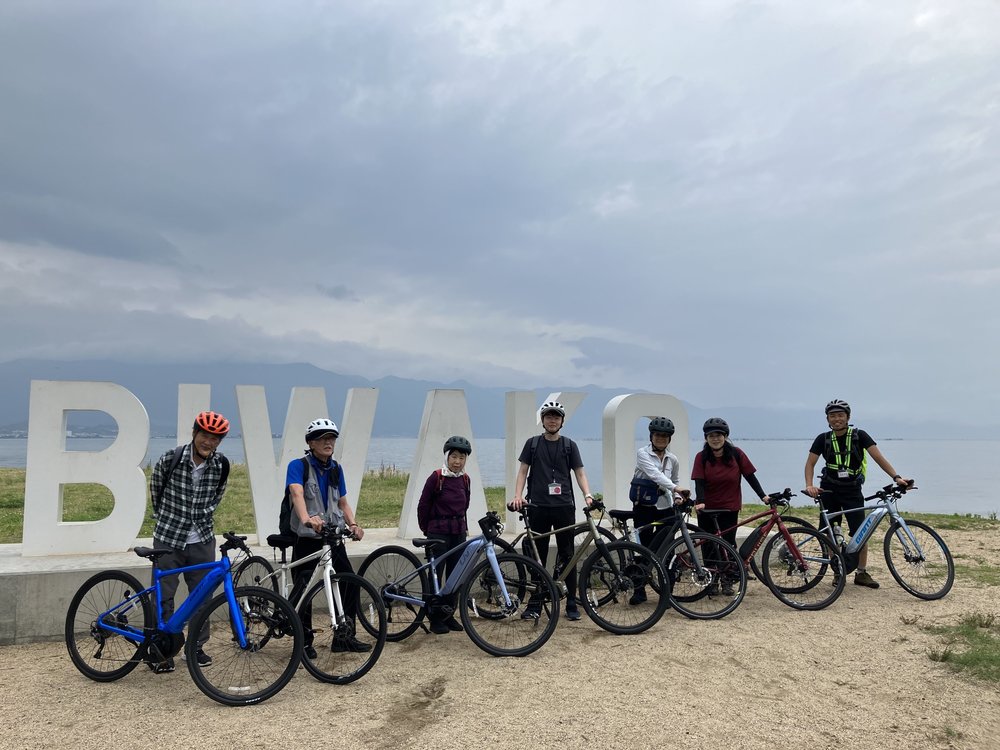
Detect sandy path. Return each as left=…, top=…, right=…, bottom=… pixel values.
left=2, top=529, right=998, bottom=750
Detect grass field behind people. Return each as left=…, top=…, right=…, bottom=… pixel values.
left=0, top=464, right=514, bottom=543
left=2, top=464, right=998, bottom=544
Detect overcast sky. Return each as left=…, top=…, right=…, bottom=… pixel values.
left=1, top=1, right=997, bottom=427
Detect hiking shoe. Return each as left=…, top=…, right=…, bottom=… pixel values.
left=303, top=644, right=318, bottom=660
left=150, top=657, right=174, bottom=674
left=444, top=616, right=463, bottom=632
left=721, top=582, right=735, bottom=596
left=854, top=570, right=880, bottom=589
left=332, top=634, right=373, bottom=652
left=629, top=589, right=647, bottom=606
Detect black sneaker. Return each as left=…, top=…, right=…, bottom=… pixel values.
left=565, top=604, right=581, bottom=621
left=628, top=588, right=647, bottom=606
left=444, top=617, right=463, bottom=632
left=332, top=634, right=373, bottom=652
left=195, top=649, right=212, bottom=667
left=303, top=644, right=318, bottom=660
left=428, top=621, right=450, bottom=635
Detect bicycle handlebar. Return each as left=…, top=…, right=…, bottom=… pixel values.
left=477, top=511, right=505, bottom=540
left=800, top=480, right=917, bottom=504
left=765, top=488, right=793, bottom=507
left=220, top=531, right=249, bottom=554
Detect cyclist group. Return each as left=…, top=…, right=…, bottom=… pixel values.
left=144, top=395, right=911, bottom=672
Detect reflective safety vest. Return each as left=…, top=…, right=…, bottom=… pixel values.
left=823, top=427, right=867, bottom=485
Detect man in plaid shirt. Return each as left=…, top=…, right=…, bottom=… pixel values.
left=148, top=410, right=231, bottom=673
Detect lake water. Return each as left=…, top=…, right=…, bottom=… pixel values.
left=0, top=437, right=995, bottom=517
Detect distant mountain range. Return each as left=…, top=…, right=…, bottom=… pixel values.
left=0, top=358, right=977, bottom=439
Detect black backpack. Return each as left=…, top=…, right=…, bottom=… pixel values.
left=278, top=457, right=340, bottom=536
left=154, top=446, right=230, bottom=507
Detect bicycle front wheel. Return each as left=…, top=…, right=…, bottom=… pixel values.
left=662, top=533, right=746, bottom=620
left=761, top=526, right=845, bottom=610
left=298, top=571, right=386, bottom=684
left=883, top=520, right=954, bottom=600
left=579, top=540, right=669, bottom=635
left=65, top=570, right=153, bottom=682
left=742, top=515, right=817, bottom=581
left=358, top=545, right=428, bottom=641
left=186, top=586, right=303, bottom=706
left=459, top=553, right=559, bottom=657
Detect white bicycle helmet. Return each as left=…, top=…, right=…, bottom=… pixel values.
left=539, top=400, right=566, bottom=418
left=305, top=418, right=340, bottom=442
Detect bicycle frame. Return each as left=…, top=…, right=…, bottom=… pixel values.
left=696, top=494, right=819, bottom=567
left=258, top=541, right=351, bottom=630
left=95, top=556, right=249, bottom=650
left=383, top=535, right=513, bottom=609
left=508, top=504, right=609, bottom=592
left=815, top=485, right=926, bottom=556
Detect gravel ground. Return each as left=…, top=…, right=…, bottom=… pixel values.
left=2, top=528, right=998, bottom=750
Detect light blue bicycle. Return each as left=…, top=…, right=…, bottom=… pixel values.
left=359, top=511, right=560, bottom=657
left=804, top=481, right=954, bottom=600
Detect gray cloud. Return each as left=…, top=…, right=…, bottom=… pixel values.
left=0, top=1, right=998, bottom=426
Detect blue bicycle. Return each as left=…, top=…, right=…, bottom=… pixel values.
left=359, top=512, right=560, bottom=657
left=65, top=532, right=304, bottom=706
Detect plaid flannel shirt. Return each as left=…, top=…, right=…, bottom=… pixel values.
left=150, top=443, right=228, bottom=549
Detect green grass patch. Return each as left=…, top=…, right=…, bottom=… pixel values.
left=738, top=502, right=1000, bottom=534
left=952, top=561, right=1000, bottom=587
left=1, top=467, right=996, bottom=544
left=926, top=612, right=1000, bottom=683
left=0, top=465, right=510, bottom=543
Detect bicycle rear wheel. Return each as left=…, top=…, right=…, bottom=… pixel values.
left=186, top=586, right=302, bottom=706
left=459, top=553, right=559, bottom=657
left=65, top=570, right=153, bottom=681
left=298, top=572, right=387, bottom=684
left=233, top=555, right=277, bottom=592
left=761, top=526, right=845, bottom=610
left=358, top=545, right=428, bottom=641
left=662, top=533, right=746, bottom=620
left=883, top=520, right=954, bottom=600
left=579, top=541, right=669, bottom=635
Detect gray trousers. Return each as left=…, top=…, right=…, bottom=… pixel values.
left=154, top=538, right=217, bottom=646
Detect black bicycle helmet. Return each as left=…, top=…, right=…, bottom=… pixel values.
left=825, top=399, right=851, bottom=417
left=443, top=435, right=472, bottom=455
left=702, top=417, right=730, bottom=436
left=648, top=416, right=675, bottom=436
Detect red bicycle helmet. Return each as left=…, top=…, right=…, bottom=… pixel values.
left=194, top=411, right=230, bottom=436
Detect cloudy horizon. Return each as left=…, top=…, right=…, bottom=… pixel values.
left=1, top=1, right=997, bottom=426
